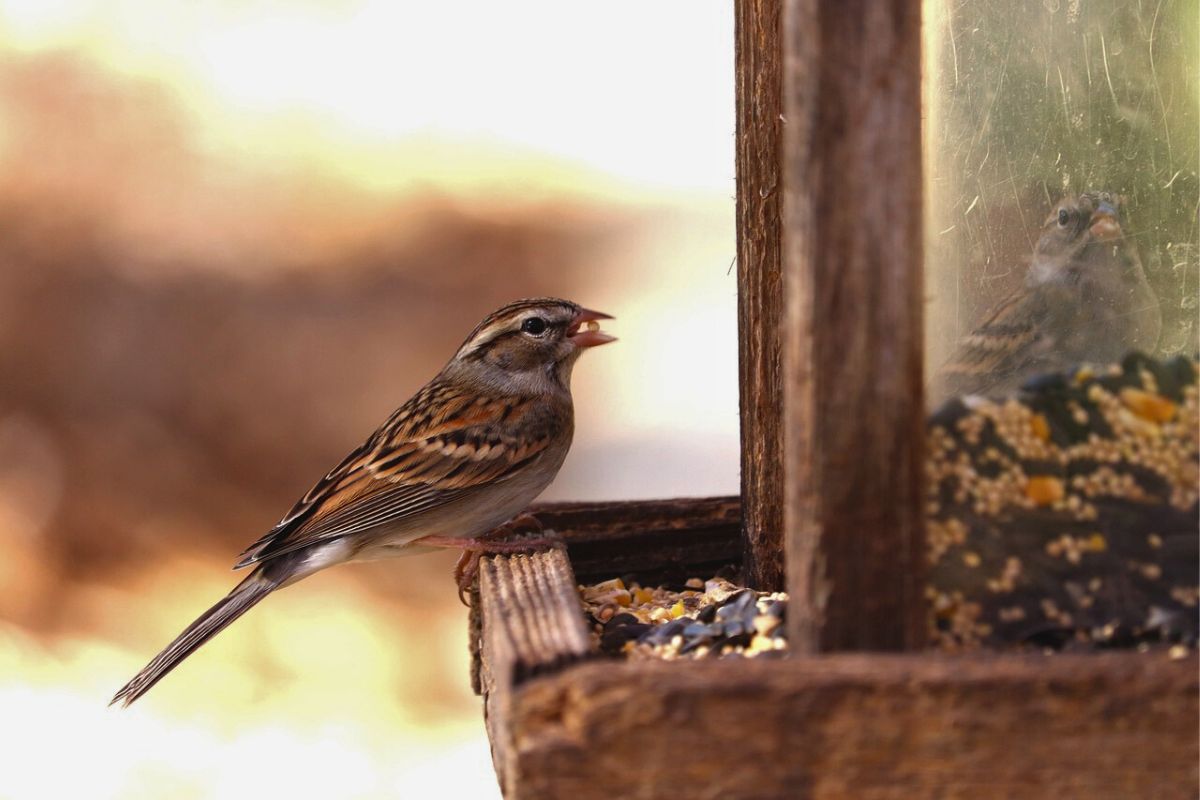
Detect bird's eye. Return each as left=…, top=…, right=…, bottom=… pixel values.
left=1057, top=209, right=1071, bottom=227
left=521, top=317, right=548, bottom=336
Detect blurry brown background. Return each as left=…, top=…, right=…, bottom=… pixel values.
left=0, top=3, right=738, bottom=798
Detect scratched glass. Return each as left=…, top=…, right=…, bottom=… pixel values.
left=923, top=0, right=1198, bottom=406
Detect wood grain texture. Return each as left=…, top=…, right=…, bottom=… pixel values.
left=530, top=496, right=741, bottom=583
left=477, top=548, right=592, bottom=789
left=500, top=654, right=1198, bottom=800
left=470, top=496, right=742, bottom=695
left=781, top=0, right=927, bottom=651
left=735, top=0, right=786, bottom=593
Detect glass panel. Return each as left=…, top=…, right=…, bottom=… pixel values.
left=922, top=1, right=1198, bottom=654
left=924, top=0, right=1197, bottom=405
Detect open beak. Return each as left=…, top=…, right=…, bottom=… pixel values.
left=567, top=307, right=616, bottom=348
left=1089, top=201, right=1122, bottom=242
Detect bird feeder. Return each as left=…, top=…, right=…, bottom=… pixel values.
left=467, top=2, right=1198, bottom=797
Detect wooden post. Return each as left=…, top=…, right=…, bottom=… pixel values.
left=782, top=0, right=927, bottom=651
left=735, top=0, right=786, bottom=592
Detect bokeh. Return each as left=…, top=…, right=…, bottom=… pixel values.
left=0, top=3, right=738, bottom=798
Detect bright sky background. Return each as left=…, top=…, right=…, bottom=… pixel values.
left=0, top=0, right=736, bottom=195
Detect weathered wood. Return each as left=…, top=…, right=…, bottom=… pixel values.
left=477, top=548, right=592, bottom=788
left=530, top=496, right=741, bottom=583
left=735, top=0, right=786, bottom=593
left=782, top=0, right=927, bottom=651
left=501, top=653, right=1198, bottom=800
left=470, top=496, right=742, bottom=694
left=478, top=548, right=591, bottom=685
left=474, top=495, right=1198, bottom=798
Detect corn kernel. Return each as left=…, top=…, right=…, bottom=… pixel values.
left=1030, top=413, right=1050, bottom=441
left=1119, top=388, right=1176, bottom=423
left=1026, top=475, right=1064, bottom=506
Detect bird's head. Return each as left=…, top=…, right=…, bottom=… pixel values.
left=1035, top=192, right=1124, bottom=254
left=1029, top=192, right=1132, bottom=284
left=447, top=297, right=615, bottom=393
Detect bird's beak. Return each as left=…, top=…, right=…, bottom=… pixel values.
left=1089, top=201, right=1122, bottom=242
left=567, top=307, right=616, bottom=348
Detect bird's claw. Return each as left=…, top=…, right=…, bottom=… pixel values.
left=448, top=515, right=562, bottom=606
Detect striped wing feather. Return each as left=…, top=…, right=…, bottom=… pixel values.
left=234, top=380, right=560, bottom=568
left=939, top=282, right=1076, bottom=396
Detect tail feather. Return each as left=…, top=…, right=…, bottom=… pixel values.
left=110, top=569, right=280, bottom=707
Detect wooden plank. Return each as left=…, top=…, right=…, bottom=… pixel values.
left=781, top=0, right=927, bottom=651
left=735, top=0, right=786, bottom=593
left=501, top=653, right=1198, bottom=800
left=476, top=548, right=592, bottom=790
left=530, top=496, right=741, bottom=583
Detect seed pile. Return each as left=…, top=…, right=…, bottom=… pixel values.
left=579, top=577, right=787, bottom=660
left=927, top=353, right=1198, bottom=651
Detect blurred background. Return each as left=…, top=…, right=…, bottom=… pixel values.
left=2, top=0, right=1196, bottom=798
left=0, top=2, right=738, bottom=798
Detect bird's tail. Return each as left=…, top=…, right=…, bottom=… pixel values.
left=110, top=567, right=281, bottom=708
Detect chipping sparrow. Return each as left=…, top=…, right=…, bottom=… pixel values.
left=936, top=192, right=1160, bottom=400
left=112, top=297, right=614, bottom=706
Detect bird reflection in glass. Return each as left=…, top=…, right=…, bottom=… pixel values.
left=937, top=192, right=1161, bottom=401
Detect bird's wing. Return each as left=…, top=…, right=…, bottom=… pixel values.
left=234, top=382, right=565, bottom=568
left=937, top=282, right=1075, bottom=397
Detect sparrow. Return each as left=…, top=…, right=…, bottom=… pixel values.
left=111, top=297, right=615, bottom=707
left=936, top=192, right=1161, bottom=400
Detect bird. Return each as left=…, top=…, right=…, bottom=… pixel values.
left=935, top=192, right=1161, bottom=401
left=111, top=297, right=615, bottom=707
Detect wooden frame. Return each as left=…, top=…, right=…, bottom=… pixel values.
left=472, top=512, right=1197, bottom=798
left=781, top=0, right=926, bottom=652
left=469, top=1, right=1199, bottom=797
left=736, top=0, right=786, bottom=593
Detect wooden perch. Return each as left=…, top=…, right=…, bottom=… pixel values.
left=475, top=547, right=592, bottom=783
left=477, top=548, right=591, bottom=689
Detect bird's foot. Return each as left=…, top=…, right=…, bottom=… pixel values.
left=424, top=516, right=562, bottom=606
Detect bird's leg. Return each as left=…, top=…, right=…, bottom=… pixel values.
left=423, top=515, right=562, bottom=605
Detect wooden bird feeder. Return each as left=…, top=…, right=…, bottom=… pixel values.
left=468, top=2, right=1199, bottom=797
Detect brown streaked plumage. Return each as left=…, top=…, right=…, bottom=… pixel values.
left=936, top=192, right=1161, bottom=401
left=111, top=297, right=614, bottom=707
